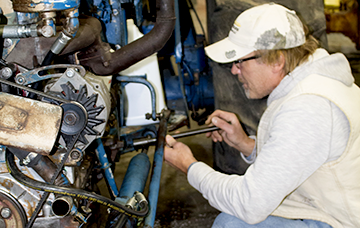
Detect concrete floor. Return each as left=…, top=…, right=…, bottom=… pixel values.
left=108, top=120, right=219, bottom=228
left=153, top=127, right=218, bottom=228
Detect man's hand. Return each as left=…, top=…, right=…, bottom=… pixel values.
left=164, top=135, right=198, bottom=174
left=205, top=110, right=255, bottom=157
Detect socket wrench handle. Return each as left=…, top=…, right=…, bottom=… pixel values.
left=133, top=126, right=220, bottom=147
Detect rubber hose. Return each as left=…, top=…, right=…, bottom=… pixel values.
left=5, top=151, right=148, bottom=219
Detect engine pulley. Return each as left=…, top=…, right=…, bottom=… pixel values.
left=60, top=102, right=87, bottom=135
left=0, top=191, right=27, bottom=228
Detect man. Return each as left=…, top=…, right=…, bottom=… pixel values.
left=164, top=3, right=360, bottom=228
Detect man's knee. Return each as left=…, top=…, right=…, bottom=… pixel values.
left=212, top=213, right=248, bottom=228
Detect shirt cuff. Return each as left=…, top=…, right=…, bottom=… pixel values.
left=187, top=161, right=215, bottom=192
left=187, top=161, right=198, bottom=173
left=240, top=135, right=257, bottom=164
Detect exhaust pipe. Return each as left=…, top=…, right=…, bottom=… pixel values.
left=77, top=0, right=176, bottom=75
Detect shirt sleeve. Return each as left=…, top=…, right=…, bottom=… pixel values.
left=187, top=95, right=349, bottom=224
left=240, top=135, right=257, bottom=164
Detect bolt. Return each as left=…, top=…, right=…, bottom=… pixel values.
left=1, top=67, right=12, bottom=79
left=41, top=25, right=55, bottom=38
left=145, top=113, right=152, bottom=120
left=16, top=76, right=24, bottom=84
left=66, top=69, right=75, bottom=78
left=3, top=39, right=13, bottom=48
left=156, top=113, right=163, bottom=118
left=81, top=205, right=92, bottom=214
left=22, top=152, right=37, bottom=166
left=22, top=156, right=31, bottom=165
left=1, top=208, right=11, bottom=219
left=112, top=9, right=119, bottom=16
left=64, top=111, right=77, bottom=125
left=70, top=150, right=81, bottom=160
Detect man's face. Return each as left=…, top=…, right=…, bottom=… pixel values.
left=230, top=52, right=284, bottom=99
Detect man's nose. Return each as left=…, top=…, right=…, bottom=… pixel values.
left=231, top=63, right=240, bottom=75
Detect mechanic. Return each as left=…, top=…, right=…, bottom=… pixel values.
left=164, top=3, right=360, bottom=228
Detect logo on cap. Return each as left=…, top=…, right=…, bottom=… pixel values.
left=225, top=50, right=236, bottom=59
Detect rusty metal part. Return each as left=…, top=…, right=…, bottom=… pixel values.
left=30, top=155, right=71, bottom=187
left=77, top=0, right=176, bottom=75
left=0, top=92, right=62, bottom=155
left=133, top=125, right=220, bottom=147
left=73, top=154, right=93, bottom=189
left=0, top=172, right=44, bottom=221
left=144, top=109, right=170, bottom=226
left=12, top=0, right=79, bottom=12
left=4, top=17, right=101, bottom=69
left=25, top=132, right=81, bottom=228
left=0, top=190, right=27, bottom=228
left=0, top=146, right=75, bottom=228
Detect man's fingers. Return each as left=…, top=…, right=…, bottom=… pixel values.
left=206, top=110, right=238, bottom=127
left=211, top=130, right=223, bottom=142
left=165, top=135, right=177, bottom=147
left=212, top=116, right=232, bottom=130
left=205, top=109, right=225, bottom=125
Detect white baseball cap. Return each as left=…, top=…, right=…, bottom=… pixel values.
left=205, top=3, right=306, bottom=63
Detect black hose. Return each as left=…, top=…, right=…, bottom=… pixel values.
left=5, top=151, right=149, bottom=219
left=41, top=50, right=56, bottom=67
left=79, top=0, right=176, bottom=75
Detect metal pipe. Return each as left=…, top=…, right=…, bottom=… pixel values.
left=133, top=126, right=220, bottom=147
left=1, top=24, right=38, bottom=38
left=78, top=0, right=176, bottom=75
left=116, top=153, right=150, bottom=205
left=114, top=153, right=150, bottom=227
left=51, top=196, right=73, bottom=217
left=41, top=9, right=79, bottom=66
left=115, top=76, right=157, bottom=121
left=144, top=109, right=170, bottom=227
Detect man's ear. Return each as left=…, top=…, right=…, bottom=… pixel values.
left=272, top=53, right=285, bottom=74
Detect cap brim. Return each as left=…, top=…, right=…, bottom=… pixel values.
left=204, top=37, right=255, bottom=63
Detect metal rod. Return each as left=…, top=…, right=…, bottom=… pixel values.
left=95, top=138, right=119, bottom=198
left=133, top=125, right=220, bottom=147
left=144, top=109, right=171, bottom=227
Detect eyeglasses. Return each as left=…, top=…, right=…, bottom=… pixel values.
left=233, top=55, right=261, bottom=69
left=219, top=55, right=261, bottom=69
